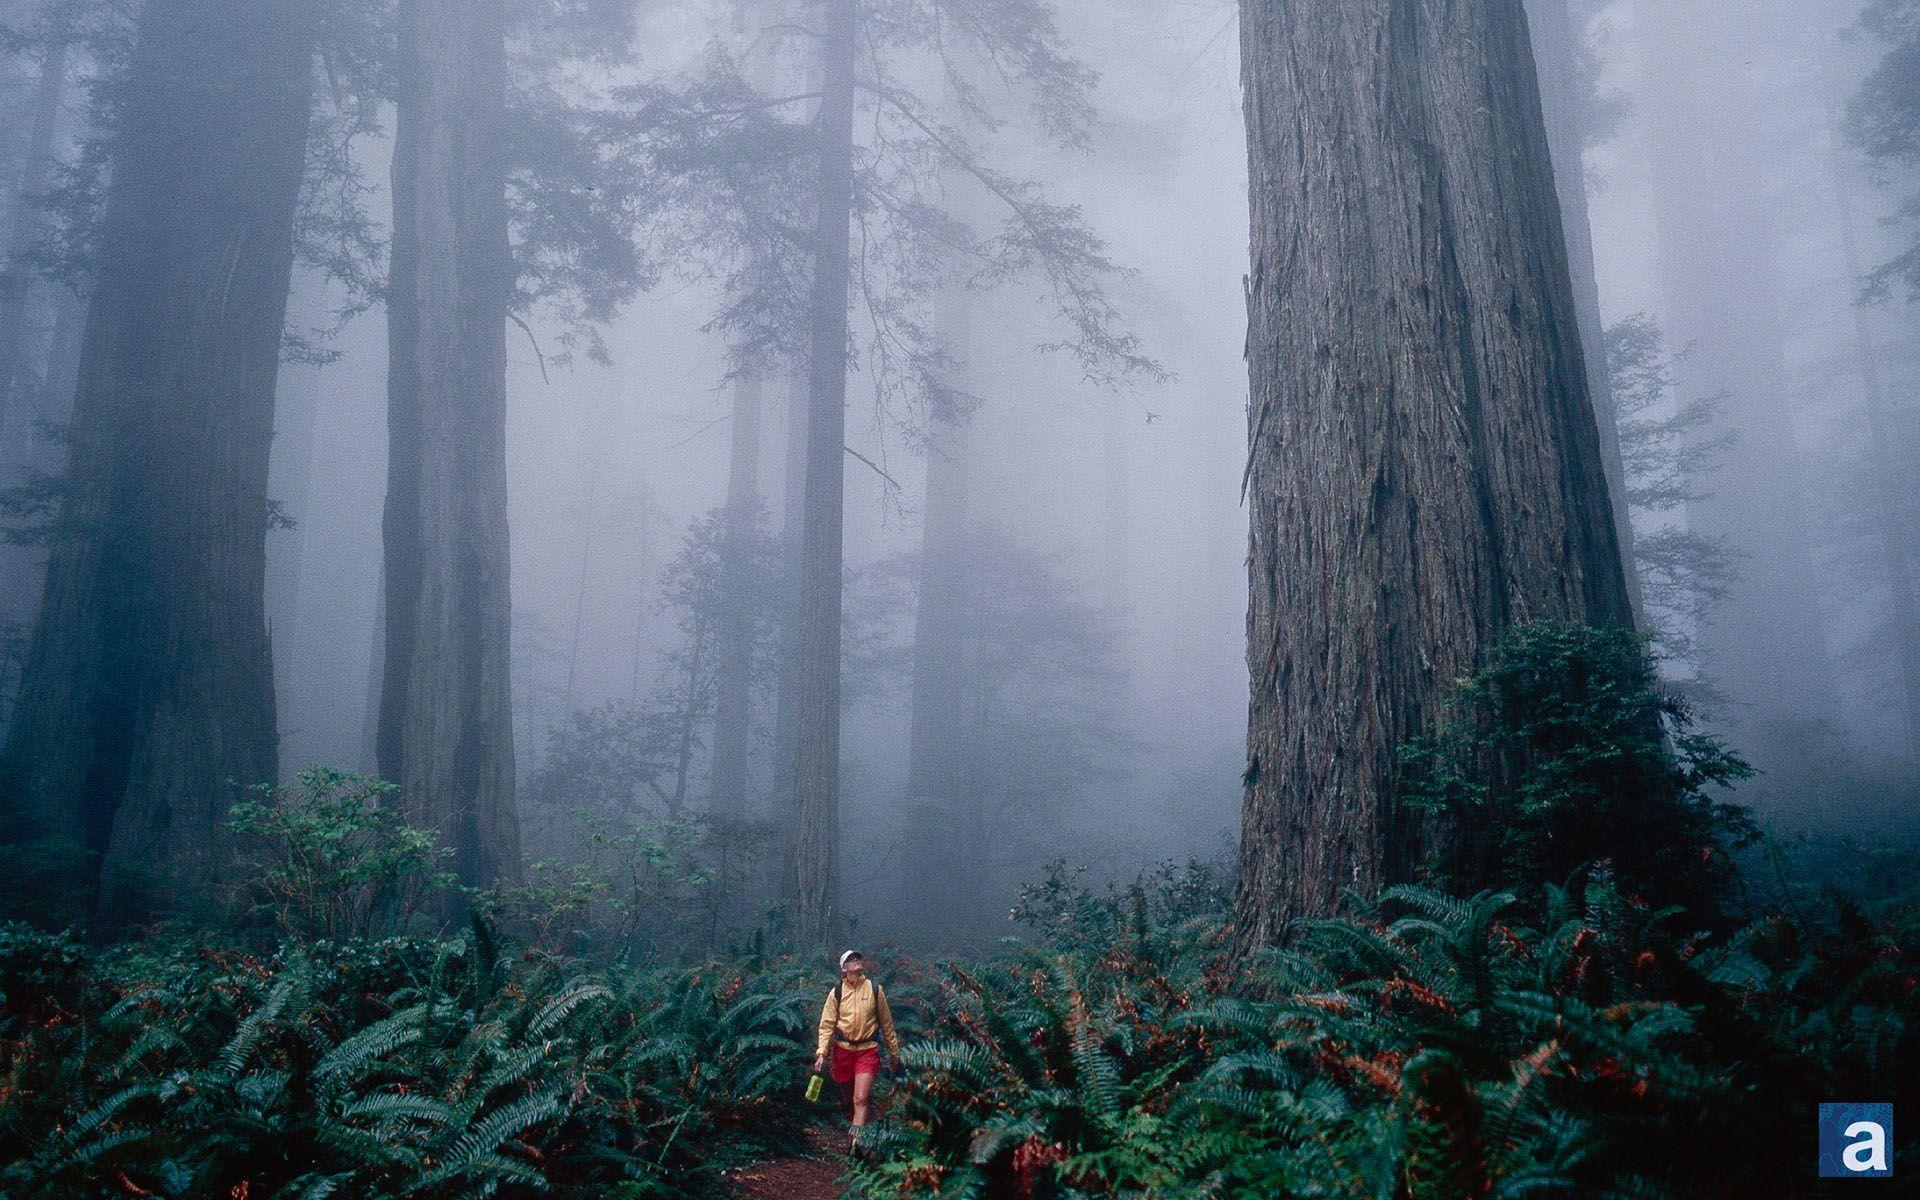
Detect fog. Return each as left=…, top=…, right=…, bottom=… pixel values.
left=2, top=0, right=1916, bottom=943
left=255, top=1, right=1258, bottom=939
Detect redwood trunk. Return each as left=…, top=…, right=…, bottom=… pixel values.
left=897, top=297, right=974, bottom=937
left=0, top=38, right=68, bottom=449
left=780, top=0, right=856, bottom=946
left=381, top=0, right=522, bottom=894
left=1524, top=0, right=1643, bottom=620
left=0, top=0, right=312, bottom=923
left=709, top=0, right=776, bottom=819
left=1830, top=118, right=1920, bottom=760
left=710, top=372, right=763, bottom=815
left=1234, top=0, right=1636, bottom=950
left=0, top=37, right=73, bottom=661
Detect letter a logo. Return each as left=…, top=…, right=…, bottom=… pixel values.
left=1819, top=1103, right=1893, bottom=1179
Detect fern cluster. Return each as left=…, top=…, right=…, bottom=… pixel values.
left=847, top=863, right=1918, bottom=1200
left=0, top=922, right=816, bottom=1198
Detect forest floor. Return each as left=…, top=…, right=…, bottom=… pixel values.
left=724, top=1127, right=848, bottom=1200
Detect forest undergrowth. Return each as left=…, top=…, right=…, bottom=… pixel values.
left=2, top=628, right=1916, bottom=1199
left=3, top=849, right=1914, bottom=1199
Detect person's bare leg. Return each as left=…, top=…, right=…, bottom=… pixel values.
left=851, top=1070, right=876, bottom=1144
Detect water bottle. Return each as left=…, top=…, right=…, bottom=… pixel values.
left=805, top=1073, right=824, bottom=1102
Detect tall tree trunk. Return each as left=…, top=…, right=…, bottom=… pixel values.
left=898, top=365, right=972, bottom=937
left=710, top=371, right=763, bottom=815
left=0, top=36, right=67, bottom=451
left=1234, top=0, right=1636, bottom=951
left=266, top=279, right=326, bottom=764
left=709, top=0, right=778, bottom=820
left=780, top=0, right=856, bottom=946
left=770, top=374, right=805, bottom=815
left=0, top=284, right=88, bottom=684
left=0, top=44, right=82, bottom=737
left=381, top=0, right=522, bottom=894
left=1633, top=0, right=1837, bottom=739
left=1524, top=0, right=1643, bottom=621
left=1829, top=112, right=1920, bottom=760
left=563, top=470, right=598, bottom=716
left=0, top=0, right=312, bottom=924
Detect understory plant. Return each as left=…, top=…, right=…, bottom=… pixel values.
left=848, top=863, right=1917, bottom=1200
left=0, top=921, right=817, bottom=1198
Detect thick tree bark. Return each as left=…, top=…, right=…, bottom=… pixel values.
left=381, top=0, right=522, bottom=894
left=780, top=0, right=856, bottom=946
left=0, top=0, right=312, bottom=923
left=1234, top=0, right=1636, bottom=951
left=1523, top=0, right=1643, bottom=621
left=710, top=371, right=763, bottom=816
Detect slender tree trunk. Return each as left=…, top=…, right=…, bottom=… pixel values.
left=1234, top=0, right=1636, bottom=951
left=709, top=0, right=778, bottom=820
left=1103, top=400, right=1130, bottom=617
left=780, top=0, right=856, bottom=946
left=381, top=0, right=522, bottom=894
left=898, top=295, right=973, bottom=936
left=0, top=37, right=73, bottom=668
left=1524, top=0, right=1643, bottom=622
left=563, top=471, right=598, bottom=716
left=0, top=0, right=312, bottom=924
left=1829, top=115, right=1920, bottom=760
left=0, top=283, right=88, bottom=694
left=0, top=37, right=67, bottom=448
left=670, top=618, right=709, bottom=819
left=772, top=374, right=806, bottom=816
left=266, top=280, right=326, bottom=759
left=627, top=492, right=658, bottom=706
left=711, top=371, right=763, bottom=815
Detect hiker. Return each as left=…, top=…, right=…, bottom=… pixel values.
left=812, top=949, right=901, bottom=1152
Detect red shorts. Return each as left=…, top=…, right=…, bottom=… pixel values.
left=829, top=1044, right=880, bottom=1083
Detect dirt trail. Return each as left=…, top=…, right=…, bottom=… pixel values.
left=725, top=1127, right=848, bottom=1200
left=725, top=1154, right=845, bottom=1200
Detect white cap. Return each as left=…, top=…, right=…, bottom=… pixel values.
left=839, top=949, right=863, bottom=968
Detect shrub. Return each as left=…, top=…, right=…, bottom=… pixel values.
left=224, top=768, right=455, bottom=942
left=1397, top=622, right=1756, bottom=914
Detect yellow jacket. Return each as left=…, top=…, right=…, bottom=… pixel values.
left=815, top=978, right=901, bottom=1059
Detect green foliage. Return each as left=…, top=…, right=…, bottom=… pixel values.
left=486, top=811, right=723, bottom=961
left=0, top=924, right=817, bottom=1198
left=1397, top=622, right=1756, bottom=913
left=847, top=864, right=1919, bottom=1200
left=1604, top=315, right=1736, bottom=673
left=1009, top=858, right=1230, bottom=967
left=225, top=769, right=455, bottom=943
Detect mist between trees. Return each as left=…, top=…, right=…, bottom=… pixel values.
left=0, top=1, right=1915, bottom=1197
left=0, top=0, right=1911, bottom=948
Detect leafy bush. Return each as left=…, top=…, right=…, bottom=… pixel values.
left=225, top=769, right=455, bottom=942
left=1398, top=622, right=1756, bottom=914
left=486, top=812, right=721, bottom=960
